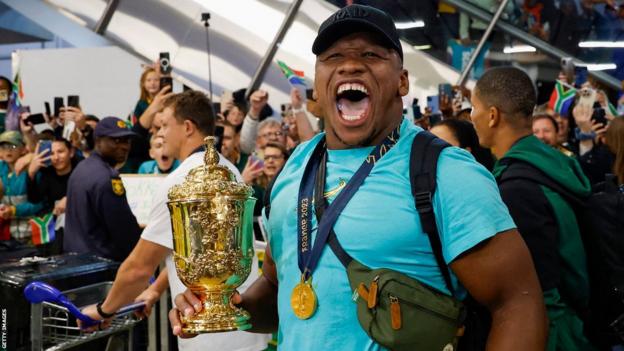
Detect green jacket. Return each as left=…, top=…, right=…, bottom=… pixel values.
left=493, top=135, right=595, bottom=350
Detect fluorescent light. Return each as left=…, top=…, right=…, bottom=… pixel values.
left=395, top=20, right=425, bottom=29
left=503, top=45, right=536, bottom=54
left=587, top=63, right=617, bottom=71
left=412, top=45, right=431, bottom=50
left=579, top=41, right=624, bottom=48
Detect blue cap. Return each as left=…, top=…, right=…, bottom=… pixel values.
left=94, top=117, right=137, bottom=138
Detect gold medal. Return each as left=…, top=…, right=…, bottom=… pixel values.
left=291, top=274, right=317, bottom=319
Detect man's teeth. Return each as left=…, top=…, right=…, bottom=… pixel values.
left=337, top=83, right=368, bottom=95
left=342, top=114, right=362, bottom=121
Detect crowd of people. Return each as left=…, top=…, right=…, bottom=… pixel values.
left=0, top=3, right=623, bottom=351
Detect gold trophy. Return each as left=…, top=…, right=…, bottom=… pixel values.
left=167, top=136, right=256, bottom=333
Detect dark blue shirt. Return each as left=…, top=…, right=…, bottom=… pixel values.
left=64, top=152, right=141, bottom=261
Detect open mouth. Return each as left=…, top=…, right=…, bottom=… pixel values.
left=161, top=155, right=170, bottom=163
left=336, top=82, right=370, bottom=123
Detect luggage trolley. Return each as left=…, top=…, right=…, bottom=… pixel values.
left=25, top=281, right=145, bottom=351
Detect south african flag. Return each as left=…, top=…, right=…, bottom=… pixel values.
left=276, top=60, right=306, bottom=87
left=30, top=213, right=55, bottom=245
left=548, top=80, right=576, bottom=115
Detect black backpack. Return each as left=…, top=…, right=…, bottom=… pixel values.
left=264, top=131, right=490, bottom=349
left=499, top=160, right=624, bottom=347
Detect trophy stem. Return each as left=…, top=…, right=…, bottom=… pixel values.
left=180, top=288, right=251, bottom=333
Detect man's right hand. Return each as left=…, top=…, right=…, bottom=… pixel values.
left=169, top=289, right=243, bottom=338
left=249, top=90, right=268, bottom=119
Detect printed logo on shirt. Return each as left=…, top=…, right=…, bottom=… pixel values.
left=111, top=178, right=125, bottom=196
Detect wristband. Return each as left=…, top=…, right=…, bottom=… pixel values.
left=96, top=300, right=115, bottom=319
left=292, top=107, right=304, bottom=114
left=574, top=127, right=595, bottom=141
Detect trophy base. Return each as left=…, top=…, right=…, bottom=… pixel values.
left=180, top=290, right=251, bottom=334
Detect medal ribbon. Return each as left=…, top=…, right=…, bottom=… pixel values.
left=297, top=124, right=401, bottom=280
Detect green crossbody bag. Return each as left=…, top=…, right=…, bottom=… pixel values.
left=315, top=132, right=466, bottom=350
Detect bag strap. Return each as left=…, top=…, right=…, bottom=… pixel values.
left=497, top=159, right=585, bottom=208
left=409, top=131, right=454, bottom=295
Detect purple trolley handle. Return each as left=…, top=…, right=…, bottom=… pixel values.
left=24, top=281, right=146, bottom=328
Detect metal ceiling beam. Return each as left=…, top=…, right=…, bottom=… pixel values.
left=444, top=0, right=621, bottom=90
left=246, top=0, right=304, bottom=99
left=94, top=0, right=120, bottom=35
left=0, top=0, right=111, bottom=47
left=457, top=0, right=509, bottom=86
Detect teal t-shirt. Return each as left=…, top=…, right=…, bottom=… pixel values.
left=265, top=118, right=516, bottom=350
left=137, top=159, right=180, bottom=174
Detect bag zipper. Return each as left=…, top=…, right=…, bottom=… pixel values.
left=389, top=295, right=402, bottom=330
left=388, top=292, right=458, bottom=324
left=368, top=275, right=379, bottom=308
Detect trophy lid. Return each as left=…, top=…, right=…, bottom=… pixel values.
left=168, top=136, right=253, bottom=201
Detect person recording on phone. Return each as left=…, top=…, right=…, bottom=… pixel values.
left=123, top=66, right=174, bottom=173
left=26, top=138, right=81, bottom=254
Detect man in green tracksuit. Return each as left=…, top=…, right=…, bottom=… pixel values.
left=470, top=67, right=596, bottom=350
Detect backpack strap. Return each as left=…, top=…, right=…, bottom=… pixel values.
left=409, top=131, right=454, bottom=295
left=497, top=159, right=585, bottom=208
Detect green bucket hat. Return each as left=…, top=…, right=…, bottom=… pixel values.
left=0, top=131, right=25, bottom=147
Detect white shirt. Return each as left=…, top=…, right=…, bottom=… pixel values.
left=142, top=151, right=270, bottom=351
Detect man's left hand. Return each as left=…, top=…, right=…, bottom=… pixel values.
left=133, top=288, right=161, bottom=319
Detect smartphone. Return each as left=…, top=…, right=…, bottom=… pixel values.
left=53, top=97, right=64, bottom=117
left=412, top=98, right=422, bottom=120
left=438, top=83, right=453, bottom=98
left=250, top=153, right=264, bottom=169
left=427, top=95, right=440, bottom=114
left=574, top=65, right=588, bottom=87
left=212, top=102, right=221, bottom=115
left=159, top=52, right=172, bottom=74
left=160, top=76, right=173, bottom=90
left=26, top=113, right=46, bottom=125
left=44, top=102, right=51, bottom=117
left=578, top=87, right=597, bottom=110
left=221, top=90, right=233, bottom=103
left=214, top=125, right=224, bottom=152
left=37, top=140, right=52, bottom=167
left=63, top=120, right=75, bottom=140
left=67, top=95, right=79, bottom=108
left=592, top=108, right=608, bottom=125
left=306, top=89, right=315, bottom=101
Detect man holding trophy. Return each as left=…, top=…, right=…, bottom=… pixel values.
left=81, top=90, right=270, bottom=351
left=170, top=4, right=548, bottom=350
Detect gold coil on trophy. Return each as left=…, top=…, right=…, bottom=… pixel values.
left=167, top=136, right=256, bottom=333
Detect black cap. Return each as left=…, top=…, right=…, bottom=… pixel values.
left=94, top=117, right=137, bottom=138
left=312, top=5, right=403, bottom=61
